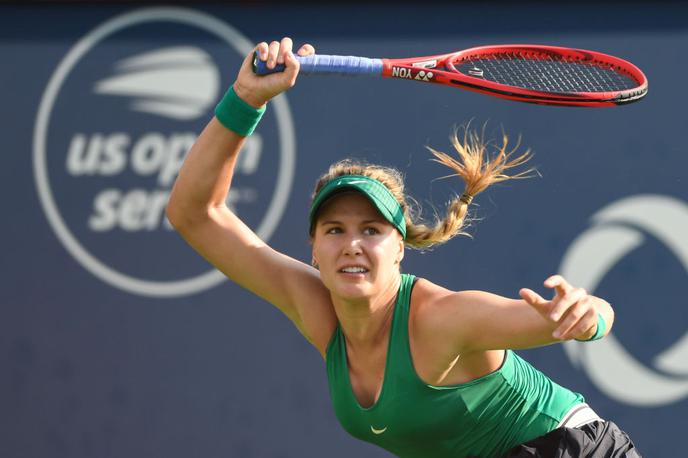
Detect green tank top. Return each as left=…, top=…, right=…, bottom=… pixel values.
left=326, top=273, right=584, bottom=458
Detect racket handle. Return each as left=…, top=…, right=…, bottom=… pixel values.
left=253, top=53, right=383, bottom=76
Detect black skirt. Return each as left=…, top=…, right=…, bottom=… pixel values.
left=504, top=421, right=642, bottom=458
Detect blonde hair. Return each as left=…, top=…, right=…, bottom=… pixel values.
left=310, top=126, right=534, bottom=249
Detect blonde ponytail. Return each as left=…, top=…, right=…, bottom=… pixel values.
left=407, top=125, right=534, bottom=248
left=309, top=125, right=534, bottom=249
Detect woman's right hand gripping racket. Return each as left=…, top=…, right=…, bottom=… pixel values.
left=254, top=44, right=647, bottom=107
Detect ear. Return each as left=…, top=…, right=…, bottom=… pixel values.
left=396, top=236, right=405, bottom=264
left=311, top=242, right=319, bottom=267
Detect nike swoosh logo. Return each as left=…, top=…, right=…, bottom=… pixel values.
left=370, top=425, right=388, bottom=435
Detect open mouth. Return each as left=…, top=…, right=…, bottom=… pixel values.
left=339, top=266, right=369, bottom=274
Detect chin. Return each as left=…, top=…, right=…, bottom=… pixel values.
left=331, top=278, right=374, bottom=300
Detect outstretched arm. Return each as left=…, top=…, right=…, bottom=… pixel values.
left=166, top=38, right=336, bottom=356
left=432, top=275, right=614, bottom=353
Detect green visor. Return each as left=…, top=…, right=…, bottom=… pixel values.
left=309, top=175, right=407, bottom=239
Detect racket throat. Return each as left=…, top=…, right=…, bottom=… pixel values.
left=382, top=61, right=437, bottom=83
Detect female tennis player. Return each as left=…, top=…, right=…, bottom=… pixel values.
left=166, top=38, right=642, bottom=458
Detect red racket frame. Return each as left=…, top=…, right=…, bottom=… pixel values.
left=381, top=45, right=648, bottom=107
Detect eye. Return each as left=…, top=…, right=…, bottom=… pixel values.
left=363, top=227, right=380, bottom=235
left=325, top=226, right=342, bottom=234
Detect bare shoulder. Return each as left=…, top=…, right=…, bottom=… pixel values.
left=410, top=278, right=480, bottom=322
left=410, top=279, right=510, bottom=351
left=409, top=278, right=460, bottom=338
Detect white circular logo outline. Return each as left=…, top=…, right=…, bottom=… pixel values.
left=561, top=194, right=688, bottom=406
left=33, top=7, right=296, bottom=297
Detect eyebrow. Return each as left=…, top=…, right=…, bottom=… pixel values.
left=319, top=219, right=386, bottom=226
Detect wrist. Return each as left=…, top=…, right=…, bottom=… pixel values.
left=214, top=85, right=266, bottom=137
left=575, top=312, right=607, bottom=342
left=577, top=322, right=598, bottom=341
left=232, top=82, right=267, bottom=109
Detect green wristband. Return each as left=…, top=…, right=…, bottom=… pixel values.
left=214, top=86, right=266, bottom=137
left=576, top=312, right=607, bottom=342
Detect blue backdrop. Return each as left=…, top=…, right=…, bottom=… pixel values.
left=1, top=3, right=687, bottom=457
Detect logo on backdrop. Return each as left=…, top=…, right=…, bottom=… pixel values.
left=561, top=194, right=688, bottom=407
left=33, top=7, right=296, bottom=297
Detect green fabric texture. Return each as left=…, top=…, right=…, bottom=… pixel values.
left=309, top=175, right=406, bottom=238
left=214, top=86, right=265, bottom=137
left=326, top=273, right=584, bottom=458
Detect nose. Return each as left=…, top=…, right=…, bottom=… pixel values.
left=342, top=235, right=363, bottom=256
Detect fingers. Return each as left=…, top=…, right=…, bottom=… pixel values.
left=519, top=288, right=549, bottom=314
left=266, top=40, right=281, bottom=69
left=548, top=286, right=587, bottom=322
left=240, top=37, right=306, bottom=104
left=255, top=41, right=269, bottom=61
left=276, top=37, right=293, bottom=65
left=297, top=43, right=315, bottom=56
left=525, top=274, right=599, bottom=341
left=544, top=274, right=572, bottom=299
left=552, top=298, right=598, bottom=340
left=257, top=37, right=302, bottom=69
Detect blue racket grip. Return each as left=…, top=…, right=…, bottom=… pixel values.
left=252, top=52, right=383, bottom=76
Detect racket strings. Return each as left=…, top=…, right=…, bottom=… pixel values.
left=457, top=53, right=638, bottom=93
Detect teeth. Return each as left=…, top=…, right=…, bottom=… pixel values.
left=341, top=267, right=367, bottom=273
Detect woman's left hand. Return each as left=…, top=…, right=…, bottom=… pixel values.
left=519, top=275, right=601, bottom=340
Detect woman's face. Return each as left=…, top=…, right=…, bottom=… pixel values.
left=311, top=192, right=404, bottom=301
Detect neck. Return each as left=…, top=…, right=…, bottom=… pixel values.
left=332, top=274, right=402, bottom=350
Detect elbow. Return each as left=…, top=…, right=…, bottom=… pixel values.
left=165, top=193, right=202, bottom=234
left=165, top=193, right=221, bottom=237
left=165, top=204, right=182, bottom=232
left=165, top=194, right=185, bottom=231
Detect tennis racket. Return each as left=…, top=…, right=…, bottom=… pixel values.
left=253, top=44, right=647, bottom=107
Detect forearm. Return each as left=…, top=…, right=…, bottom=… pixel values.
left=167, top=117, right=245, bottom=227
left=457, top=278, right=618, bottom=352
